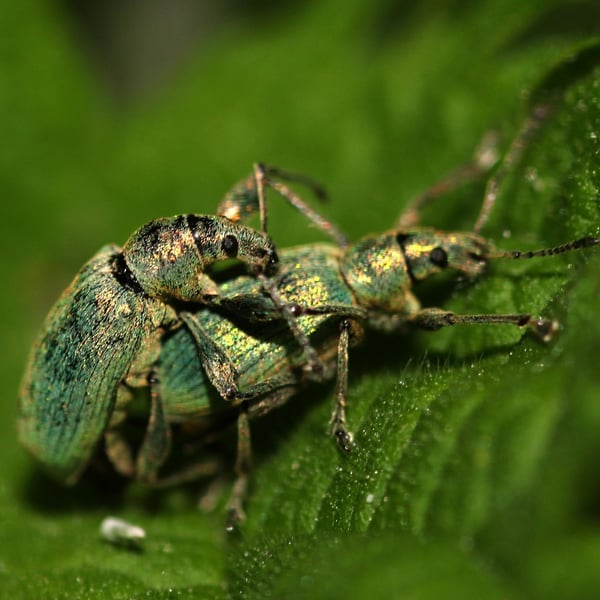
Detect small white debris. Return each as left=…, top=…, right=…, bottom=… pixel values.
left=100, top=516, right=146, bottom=548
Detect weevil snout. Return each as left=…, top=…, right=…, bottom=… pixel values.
left=239, top=234, right=279, bottom=275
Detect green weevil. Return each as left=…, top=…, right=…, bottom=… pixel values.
left=156, top=230, right=597, bottom=524
left=18, top=212, right=280, bottom=485
left=149, top=128, right=598, bottom=525
left=18, top=166, right=333, bottom=491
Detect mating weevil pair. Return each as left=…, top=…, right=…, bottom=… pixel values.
left=19, top=130, right=598, bottom=530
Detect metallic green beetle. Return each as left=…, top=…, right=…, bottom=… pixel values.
left=130, top=148, right=597, bottom=525
left=19, top=146, right=599, bottom=528
left=18, top=211, right=281, bottom=485
left=18, top=165, right=335, bottom=494
left=154, top=224, right=597, bottom=523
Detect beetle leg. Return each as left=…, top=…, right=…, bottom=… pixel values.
left=104, top=384, right=137, bottom=478
left=473, top=102, right=556, bottom=233
left=301, top=304, right=368, bottom=320
left=180, top=312, right=240, bottom=400
left=257, top=273, right=329, bottom=379
left=104, top=331, right=163, bottom=480
left=408, top=307, right=558, bottom=342
left=226, top=402, right=251, bottom=529
left=330, top=319, right=354, bottom=452
left=252, top=164, right=330, bottom=378
left=217, top=296, right=369, bottom=324
left=149, top=459, right=223, bottom=489
left=248, top=386, right=298, bottom=418
left=397, top=130, right=501, bottom=228
left=135, top=371, right=172, bottom=483
left=254, top=163, right=349, bottom=246
left=217, top=163, right=348, bottom=246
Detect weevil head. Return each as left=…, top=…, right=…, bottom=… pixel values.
left=397, top=229, right=490, bottom=281
left=180, top=214, right=277, bottom=274
left=341, top=228, right=490, bottom=311
left=186, top=215, right=278, bottom=275
left=224, top=220, right=279, bottom=276
left=122, top=215, right=278, bottom=302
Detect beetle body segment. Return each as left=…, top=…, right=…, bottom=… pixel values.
left=340, top=232, right=411, bottom=312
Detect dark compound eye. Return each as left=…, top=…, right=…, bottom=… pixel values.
left=222, top=234, right=239, bottom=258
left=429, top=246, right=448, bottom=268
left=396, top=232, right=410, bottom=245
left=288, top=303, right=303, bottom=317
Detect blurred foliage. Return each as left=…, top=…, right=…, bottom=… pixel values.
left=1, top=0, right=600, bottom=598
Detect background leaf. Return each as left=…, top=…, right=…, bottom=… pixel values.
left=1, top=0, right=599, bottom=598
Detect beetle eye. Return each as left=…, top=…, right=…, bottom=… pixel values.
left=429, top=246, right=448, bottom=268
left=222, top=234, right=239, bottom=258
left=396, top=232, right=410, bottom=245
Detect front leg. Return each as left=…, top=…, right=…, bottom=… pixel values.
left=408, top=307, right=558, bottom=341
left=104, top=330, right=165, bottom=479
left=330, top=319, right=356, bottom=453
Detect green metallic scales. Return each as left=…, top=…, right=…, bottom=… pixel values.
left=123, top=214, right=277, bottom=301
left=340, top=233, right=411, bottom=311
left=20, top=245, right=164, bottom=483
left=159, top=244, right=348, bottom=419
left=19, top=213, right=279, bottom=484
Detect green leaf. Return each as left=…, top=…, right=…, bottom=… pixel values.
left=3, top=1, right=600, bottom=598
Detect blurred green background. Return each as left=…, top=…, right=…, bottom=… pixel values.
left=2, top=0, right=600, bottom=598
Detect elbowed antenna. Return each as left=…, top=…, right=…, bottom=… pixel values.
left=484, top=236, right=599, bottom=260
